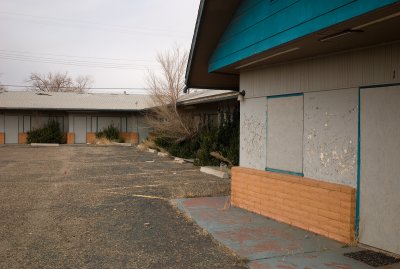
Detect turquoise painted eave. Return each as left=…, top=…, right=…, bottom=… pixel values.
left=208, top=0, right=400, bottom=72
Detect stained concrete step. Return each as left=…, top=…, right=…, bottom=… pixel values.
left=31, top=143, right=60, bottom=147
left=200, top=166, right=230, bottom=179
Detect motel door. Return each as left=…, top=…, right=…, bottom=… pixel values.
left=359, top=85, right=400, bottom=254
left=4, top=116, right=19, bottom=144
left=73, top=116, right=87, bottom=144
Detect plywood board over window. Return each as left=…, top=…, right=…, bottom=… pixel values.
left=266, top=94, right=303, bottom=175
left=98, top=117, right=122, bottom=132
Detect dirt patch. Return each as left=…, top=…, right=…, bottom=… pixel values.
left=0, top=145, right=244, bottom=269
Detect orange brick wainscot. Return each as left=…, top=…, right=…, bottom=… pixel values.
left=67, top=133, right=75, bottom=144
left=18, top=133, right=28, bottom=144
left=119, top=132, right=139, bottom=144
left=85, top=132, right=139, bottom=144
left=231, top=167, right=356, bottom=244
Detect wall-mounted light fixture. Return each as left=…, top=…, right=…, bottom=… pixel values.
left=237, top=90, right=246, bottom=102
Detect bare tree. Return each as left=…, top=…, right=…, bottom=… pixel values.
left=0, top=74, right=6, bottom=92
left=27, top=72, right=92, bottom=93
left=145, top=46, right=199, bottom=141
left=75, top=75, right=92, bottom=93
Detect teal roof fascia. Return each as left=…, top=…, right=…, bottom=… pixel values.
left=208, top=0, right=400, bottom=72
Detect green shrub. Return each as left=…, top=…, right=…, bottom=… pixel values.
left=154, top=136, right=174, bottom=149
left=95, top=131, right=104, bottom=139
left=96, top=124, right=120, bottom=141
left=154, top=136, right=200, bottom=159
left=27, top=119, right=62, bottom=144
left=154, top=105, right=240, bottom=166
left=195, top=127, right=219, bottom=166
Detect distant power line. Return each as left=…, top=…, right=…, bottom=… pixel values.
left=0, top=50, right=160, bottom=70
left=0, top=84, right=146, bottom=90
left=0, top=49, right=156, bottom=63
left=0, top=11, right=192, bottom=38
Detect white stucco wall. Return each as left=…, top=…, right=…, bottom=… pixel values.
left=239, top=97, right=267, bottom=170
left=241, top=42, right=400, bottom=99
left=239, top=42, right=400, bottom=187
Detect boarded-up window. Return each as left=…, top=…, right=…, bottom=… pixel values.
left=49, top=116, right=65, bottom=132
left=98, top=117, right=121, bottom=131
left=266, top=94, right=303, bottom=175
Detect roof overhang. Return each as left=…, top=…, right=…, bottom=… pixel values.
left=178, top=92, right=238, bottom=106
left=185, top=0, right=241, bottom=91
left=186, top=1, right=400, bottom=89
left=224, top=4, right=400, bottom=73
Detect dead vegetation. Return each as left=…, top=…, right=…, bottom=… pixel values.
left=145, top=46, right=200, bottom=142
left=92, top=137, right=114, bottom=145
left=27, top=72, right=92, bottom=93
left=138, top=138, right=166, bottom=152
left=210, top=151, right=234, bottom=168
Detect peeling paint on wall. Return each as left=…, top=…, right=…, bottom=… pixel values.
left=303, top=89, right=358, bottom=187
left=240, top=98, right=267, bottom=170
left=242, top=113, right=264, bottom=157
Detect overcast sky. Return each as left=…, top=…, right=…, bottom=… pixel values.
left=0, top=0, right=200, bottom=93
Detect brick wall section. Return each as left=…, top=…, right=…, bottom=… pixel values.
left=0, top=133, right=4, bottom=144
left=67, top=133, right=75, bottom=144
left=120, top=132, right=139, bottom=144
left=18, top=133, right=27, bottom=144
left=86, top=132, right=96, bottom=144
left=231, top=167, right=356, bottom=244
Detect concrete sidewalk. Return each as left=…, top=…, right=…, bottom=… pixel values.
left=173, top=196, right=397, bottom=269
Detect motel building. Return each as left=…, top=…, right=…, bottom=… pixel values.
left=0, top=91, right=151, bottom=144
left=185, top=0, right=400, bottom=255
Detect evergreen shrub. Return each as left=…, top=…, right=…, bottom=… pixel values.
left=96, top=124, right=120, bottom=141
left=27, top=119, right=62, bottom=144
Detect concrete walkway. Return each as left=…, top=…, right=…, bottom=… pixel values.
left=173, top=196, right=397, bottom=269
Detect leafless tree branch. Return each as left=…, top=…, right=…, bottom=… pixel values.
left=27, top=72, right=92, bottom=93
left=145, top=46, right=200, bottom=141
left=0, top=74, right=6, bottom=92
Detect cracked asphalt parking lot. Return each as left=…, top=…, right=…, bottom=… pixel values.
left=0, top=145, right=246, bottom=269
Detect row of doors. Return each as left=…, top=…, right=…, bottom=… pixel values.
left=1, top=116, right=124, bottom=144
left=2, top=116, right=146, bottom=144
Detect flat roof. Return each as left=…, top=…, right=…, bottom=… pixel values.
left=0, top=91, right=153, bottom=111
